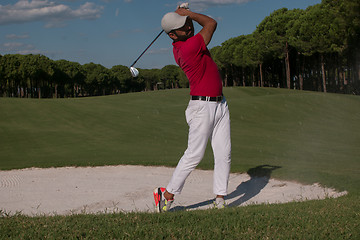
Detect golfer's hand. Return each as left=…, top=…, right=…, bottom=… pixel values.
left=178, top=2, right=189, bottom=9
left=175, top=7, right=191, bottom=16
left=175, top=9, right=217, bottom=46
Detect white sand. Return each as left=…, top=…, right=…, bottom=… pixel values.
left=0, top=165, right=347, bottom=216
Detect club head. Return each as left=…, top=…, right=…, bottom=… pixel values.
left=130, top=67, right=139, bottom=77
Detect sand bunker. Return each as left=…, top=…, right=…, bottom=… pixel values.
left=0, top=165, right=347, bottom=216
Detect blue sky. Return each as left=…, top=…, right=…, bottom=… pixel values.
left=0, top=0, right=321, bottom=69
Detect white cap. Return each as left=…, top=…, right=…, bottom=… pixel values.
left=161, top=12, right=188, bottom=33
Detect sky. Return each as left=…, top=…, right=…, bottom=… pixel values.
left=0, top=0, right=322, bottom=69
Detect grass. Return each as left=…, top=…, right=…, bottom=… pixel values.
left=0, top=90, right=188, bottom=169
left=1, top=197, right=359, bottom=239
left=1, top=87, right=360, bottom=239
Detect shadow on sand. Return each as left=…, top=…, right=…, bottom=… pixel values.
left=171, top=165, right=281, bottom=211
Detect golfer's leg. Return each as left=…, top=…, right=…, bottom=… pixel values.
left=211, top=101, right=231, bottom=196
left=166, top=101, right=211, bottom=195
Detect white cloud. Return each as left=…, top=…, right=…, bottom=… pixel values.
left=6, top=34, right=30, bottom=39
left=0, top=0, right=104, bottom=27
left=1, top=42, right=35, bottom=52
left=0, top=41, right=59, bottom=56
left=108, top=29, right=122, bottom=38
left=44, top=21, right=68, bottom=28
left=71, top=2, right=103, bottom=19
left=147, top=48, right=171, bottom=55
left=187, top=0, right=254, bottom=11
left=108, top=28, right=145, bottom=39
left=3, top=42, right=25, bottom=49
left=17, top=49, right=43, bottom=55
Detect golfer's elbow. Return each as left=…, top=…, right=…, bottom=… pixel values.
left=200, top=18, right=218, bottom=45
left=206, top=18, right=217, bottom=36
left=209, top=18, right=217, bottom=32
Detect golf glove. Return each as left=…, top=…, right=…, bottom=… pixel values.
left=178, top=2, right=189, bottom=9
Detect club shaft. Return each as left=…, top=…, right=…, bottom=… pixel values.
left=130, top=30, right=164, bottom=68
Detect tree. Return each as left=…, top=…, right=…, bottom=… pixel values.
left=219, top=36, right=246, bottom=86
left=141, top=68, right=160, bottom=91
left=0, top=55, right=20, bottom=97
left=82, top=63, right=113, bottom=96
left=161, top=65, right=181, bottom=89
left=15, top=54, right=53, bottom=98
left=322, top=0, right=360, bottom=93
left=0, top=54, right=3, bottom=96
left=256, top=8, right=303, bottom=89
left=110, top=65, right=133, bottom=93
left=289, top=4, right=345, bottom=92
left=52, top=60, right=85, bottom=97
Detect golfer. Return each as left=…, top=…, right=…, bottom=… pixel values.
left=153, top=7, right=231, bottom=212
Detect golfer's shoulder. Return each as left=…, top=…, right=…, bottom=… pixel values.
left=174, top=35, right=204, bottom=58
left=185, top=34, right=205, bottom=49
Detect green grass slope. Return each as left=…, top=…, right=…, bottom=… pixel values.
left=1, top=87, right=360, bottom=239
left=1, top=87, right=359, bottom=194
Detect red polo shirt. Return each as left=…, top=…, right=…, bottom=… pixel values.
left=172, top=33, right=222, bottom=97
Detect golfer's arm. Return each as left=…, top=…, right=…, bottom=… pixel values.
left=192, top=12, right=217, bottom=46
left=177, top=9, right=217, bottom=45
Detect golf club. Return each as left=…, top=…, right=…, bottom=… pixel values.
left=129, top=2, right=189, bottom=77
left=129, top=30, right=164, bottom=77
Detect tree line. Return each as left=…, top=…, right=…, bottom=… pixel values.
left=1, top=0, right=359, bottom=98
left=0, top=54, right=188, bottom=98
left=210, top=0, right=360, bottom=94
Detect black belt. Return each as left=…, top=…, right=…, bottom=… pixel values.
left=191, top=95, right=223, bottom=102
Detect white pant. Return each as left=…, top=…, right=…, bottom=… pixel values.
left=166, top=97, right=231, bottom=196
